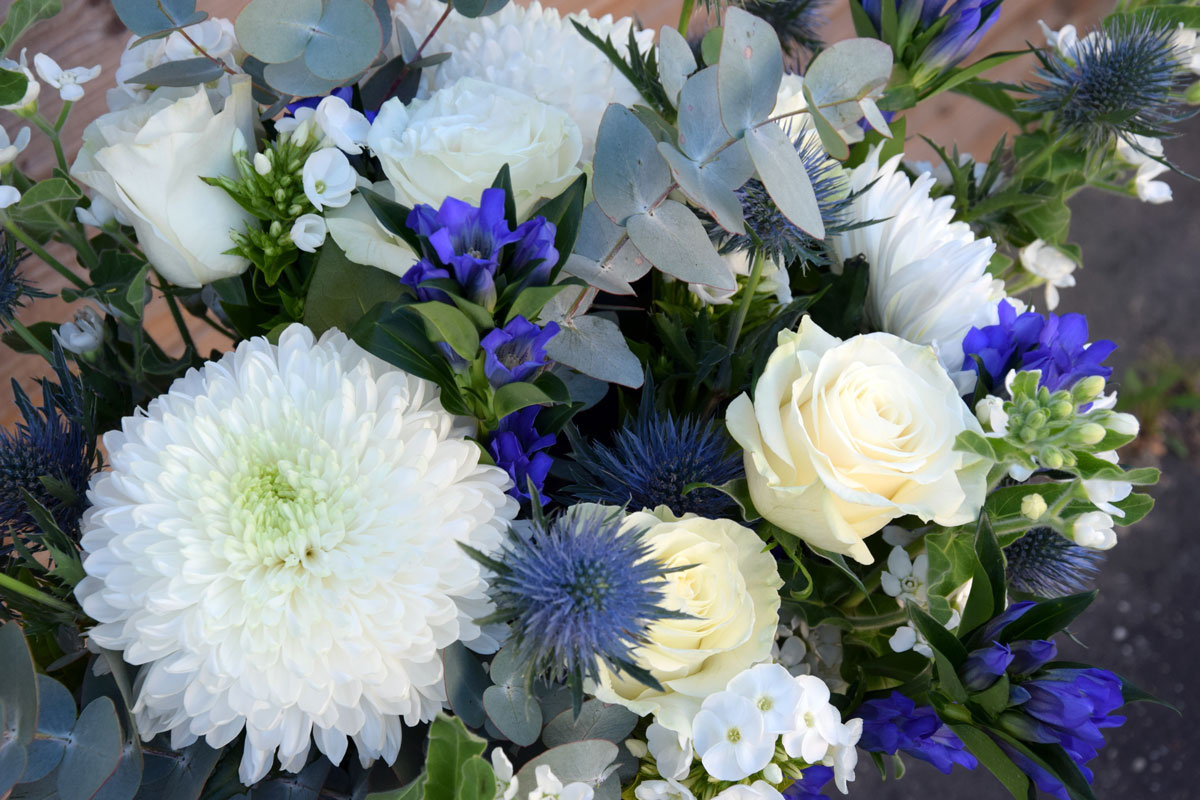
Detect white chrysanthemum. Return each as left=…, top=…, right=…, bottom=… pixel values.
left=393, top=0, right=653, bottom=158
left=830, top=149, right=1006, bottom=391
left=75, top=324, right=517, bottom=785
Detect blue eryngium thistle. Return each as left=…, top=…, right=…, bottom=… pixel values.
left=0, top=230, right=45, bottom=327
left=1004, top=527, right=1103, bottom=598
left=1, top=345, right=99, bottom=550
left=740, top=0, right=828, bottom=67
left=1023, top=15, right=1191, bottom=149
left=470, top=506, right=670, bottom=706
left=564, top=383, right=743, bottom=517
left=717, top=129, right=853, bottom=268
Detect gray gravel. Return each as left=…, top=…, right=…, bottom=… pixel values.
left=851, top=117, right=1200, bottom=799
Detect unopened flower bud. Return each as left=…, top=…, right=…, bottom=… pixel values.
left=763, top=763, right=784, bottom=784
left=1105, top=412, right=1140, bottom=437
left=1050, top=399, right=1075, bottom=420
left=1020, top=426, right=1039, bottom=443
left=1026, top=409, right=1050, bottom=429
left=1021, top=493, right=1047, bottom=520
left=1072, top=375, right=1106, bottom=404
left=253, top=152, right=271, bottom=176
left=1073, top=423, right=1106, bottom=445
left=231, top=128, right=247, bottom=156
left=1040, top=446, right=1065, bottom=470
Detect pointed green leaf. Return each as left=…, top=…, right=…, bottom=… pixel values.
left=946, top=724, right=1031, bottom=799
left=996, top=592, right=1098, bottom=644
left=492, top=381, right=554, bottom=421
left=453, top=0, right=510, bottom=18
left=126, top=57, right=225, bottom=87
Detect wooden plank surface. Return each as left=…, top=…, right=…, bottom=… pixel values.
left=0, top=0, right=1110, bottom=425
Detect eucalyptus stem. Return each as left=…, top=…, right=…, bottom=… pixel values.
left=3, top=221, right=87, bottom=289
left=8, top=318, right=54, bottom=362
left=163, top=289, right=198, bottom=357
left=677, top=0, right=696, bottom=35
left=0, top=572, right=78, bottom=615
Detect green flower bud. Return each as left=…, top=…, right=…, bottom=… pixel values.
left=1021, top=493, right=1047, bottom=520
left=1072, top=376, right=1106, bottom=404
left=1072, top=423, right=1106, bottom=445
left=1039, top=447, right=1065, bottom=470
left=1027, top=409, right=1050, bottom=429
left=1050, top=399, right=1075, bottom=420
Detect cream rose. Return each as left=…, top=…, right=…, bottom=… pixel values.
left=726, top=317, right=987, bottom=565
left=590, top=507, right=782, bottom=738
left=366, top=77, right=582, bottom=217
left=70, top=78, right=256, bottom=288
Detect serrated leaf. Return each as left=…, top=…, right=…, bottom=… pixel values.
left=0, top=0, right=61, bottom=58
left=542, top=701, right=637, bottom=748
left=482, top=684, right=542, bottom=746
left=803, top=38, right=893, bottom=130
left=745, top=122, right=824, bottom=238
left=126, top=57, right=225, bottom=87
left=657, top=26, right=696, bottom=105
left=235, top=0, right=321, bottom=64
left=58, top=697, right=122, bottom=800
left=592, top=105, right=673, bottom=225
left=625, top=200, right=736, bottom=290
left=544, top=315, right=643, bottom=388
left=303, top=0, right=383, bottom=81
left=112, top=0, right=204, bottom=36
left=717, top=8, right=783, bottom=138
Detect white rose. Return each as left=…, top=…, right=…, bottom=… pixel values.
left=71, top=78, right=256, bottom=288
left=366, top=77, right=582, bottom=217
left=726, top=317, right=988, bottom=565
left=590, top=506, right=782, bottom=739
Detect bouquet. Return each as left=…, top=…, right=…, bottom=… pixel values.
left=0, top=0, right=1193, bottom=797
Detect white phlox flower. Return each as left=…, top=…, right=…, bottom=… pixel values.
left=54, top=307, right=104, bottom=355
left=74, top=324, right=517, bottom=784
left=692, top=692, right=775, bottom=781
left=279, top=96, right=370, bottom=154
left=1071, top=510, right=1117, bottom=550
left=714, top=782, right=785, bottom=800
left=727, top=663, right=800, bottom=735
left=635, top=778, right=696, bottom=800
left=1115, top=135, right=1173, bottom=205
left=1018, top=239, right=1076, bottom=310
left=823, top=718, right=862, bottom=794
left=303, top=148, right=356, bottom=210
left=780, top=676, right=842, bottom=765
left=1171, top=25, right=1200, bottom=76
left=0, top=126, right=30, bottom=166
left=880, top=546, right=929, bottom=606
left=290, top=213, right=328, bottom=253
left=1081, top=450, right=1133, bottom=518
left=33, top=53, right=100, bottom=102
left=1038, top=20, right=1082, bottom=59
left=646, top=722, right=692, bottom=781
left=830, top=148, right=1007, bottom=392
left=0, top=185, right=20, bottom=208
left=492, top=749, right=519, bottom=800
left=975, top=395, right=1010, bottom=437
left=528, top=764, right=594, bottom=800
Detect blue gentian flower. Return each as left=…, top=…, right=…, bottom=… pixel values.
left=400, top=260, right=453, bottom=304
left=565, top=385, right=743, bottom=517
left=856, top=692, right=979, bottom=774
left=962, top=299, right=1045, bottom=387
left=1023, top=14, right=1190, bottom=148
left=1005, top=527, right=1104, bottom=598
left=480, top=316, right=560, bottom=388
left=1008, top=639, right=1058, bottom=676
left=977, top=600, right=1037, bottom=642
left=479, top=504, right=671, bottom=701
left=719, top=130, right=854, bottom=268
left=922, top=0, right=1003, bottom=69
left=962, top=641, right=1015, bottom=690
left=488, top=407, right=555, bottom=504
left=783, top=764, right=835, bottom=799
left=1, top=346, right=99, bottom=548
left=1022, top=313, right=1115, bottom=393
left=862, top=0, right=945, bottom=30
left=508, top=216, right=559, bottom=289
left=286, top=86, right=377, bottom=123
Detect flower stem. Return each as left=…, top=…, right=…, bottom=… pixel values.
left=845, top=607, right=908, bottom=630
left=725, top=249, right=765, bottom=355
left=388, top=1, right=455, bottom=98
left=8, top=317, right=54, bottom=362
left=677, top=0, right=696, bottom=35
left=0, top=572, right=77, bottom=615
left=3, top=221, right=87, bottom=289
left=31, top=114, right=69, bottom=175
left=163, top=288, right=198, bottom=358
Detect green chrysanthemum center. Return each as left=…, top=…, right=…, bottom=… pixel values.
left=231, top=458, right=333, bottom=568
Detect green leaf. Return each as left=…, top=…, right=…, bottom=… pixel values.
left=946, top=724, right=1031, bottom=799
left=303, top=0, right=383, bottom=81
left=58, top=697, right=122, bottom=800
left=971, top=674, right=1011, bottom=719
left=922, top=528, right=975, bottom=624
left=10, top=178, right=82, bottom=242
left=1110, top=492, right=1154, bottom=526
left=717, top=8, right=783, bottom=138
left=745, top=121, right=824, bottom=238
left=591, top=105, right=673, bottom=226
left=802, top=84, right=849, bottom=160
left=22, top=674, right=75, bottom=783
left=482, top=684, right=542, bottom=746
left=457, top=755, right=498, bottom=800
left=359, top=187, right=422, bottom=253
left=0, top=67, right=29, bottom=106
left=544, top=314, right=643, bottom=388
left=354, top=306, right=469, bottom=414
left=422, top=715, right=491, bottom=800
left=442, top=643, right=489, bottom=729
left=453, top=0, right=510, bottom=18
left=961, top=515, right=1005, bottom=635
left=492, top=381, right=554, bottom=421
left=908, top=605, right=969, bottom=666
left=18, top=490, right=84, bottom=586
left=303, top=241, right=405, bottom=335
left=995, top=591, right=1097, bottom=644
left=126, top=57, right=225, bottom=87
left=112, top=0, right=204, bottom=36
left=506, top=284, right=576, bottom=326
left=408, top=302, right=480, bottom=360
left=955, top=429, right=998, bottom=461
left=929, top=50, right=1027, bottom=97
left=808, top=546, right=867, bottom=595
left=529, top=173, right=587, bottom=277
left=0, top=0, right=61, bottom=58
left=700, top=26, right=722, bottom=67
left=625, top=200, right=736, bottom=291
left=235, top=0, right=321, bottom=64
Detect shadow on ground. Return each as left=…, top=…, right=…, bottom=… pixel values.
left=851, top=116, right=1200, bottom=799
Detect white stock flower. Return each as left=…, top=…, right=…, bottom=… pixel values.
left=727, top=663, right=800, bottom=735
left=646, top=722, right=692, bottom=781
left=367, top=78, right=582, bottom=218
left=726, top=317, right=989, bottom=565
left=528, top=764, right=594, bottom=800
left=0, top=50, right=40, bottom=112
left=393, top=0, right=652, bottom=159
left=302, top=148, right=356, bottom=211
left=33, top=54, right=100, bottom=102
left=880, top=547, right=928, bottom=606
left=780, top=675, right=841, bottom=765
left=1115, top=135, right=1173, bottom=205
left=110, top=18, right=239, bottom=110
left=636, top=779, right=696, bottom=800
left=830, top=148, right=1007, bottom=391
left=70, top=78, right=257, bottom=288
left=692, top=692, right=775, bottom=781
left=0, top=185, right=19, bottom=208
left=1081, top=450, right=1132, bottom=518
left=54, top=307, right=104, bottom=355
left=714, top=783, right=785, bottom=800
left=325, top=184, right=420, bottom=276
left=290, top=213, right=327, bottom=253
left=492, top=749, right=519, bottom=800
left=1019, top=239, right=1076, bottom=310
left=0, top=126, right=30, bottom=166
left=1072, top=510, right=1118, bottom=550
left=74, top=324, right=517, bottom=784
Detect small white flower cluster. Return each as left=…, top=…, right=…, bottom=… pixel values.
left=634, top=664, right=860, bottom=799
left=491, top=750, right=593, bottom=800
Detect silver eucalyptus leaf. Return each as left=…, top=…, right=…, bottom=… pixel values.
left=626, top=200, right=736, bottom=290
left=717, top=8, right=783, bottom=139
left=745, top=123, right=824, bottom=237
left=657, top=26, right=697, bottom=106
left=592, top=105, right=673, bottom=226
left=545, top=315, right=643, bottom=388
left=803, top=38, right=894, bottom=130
